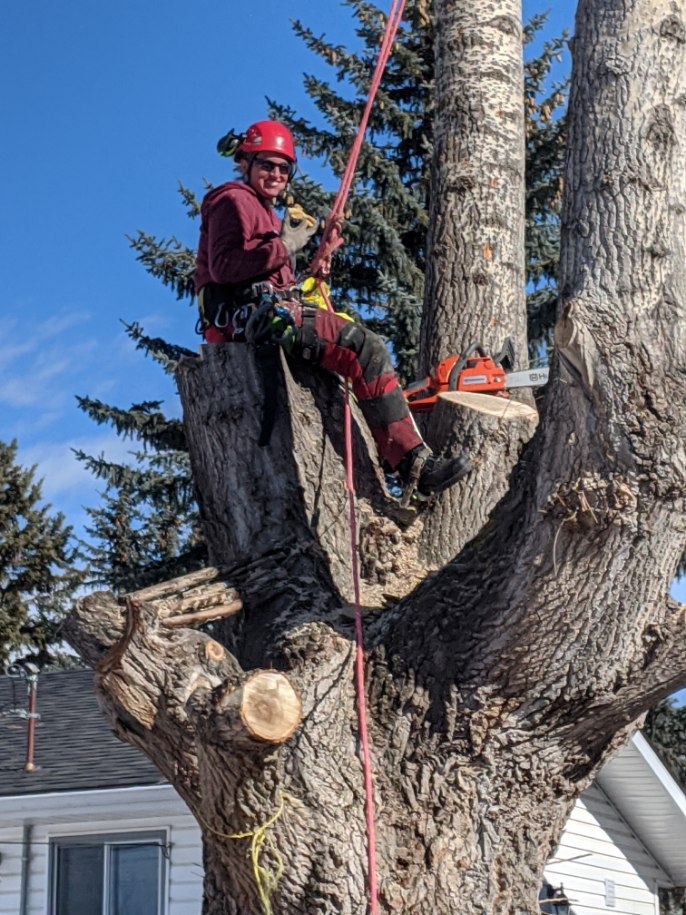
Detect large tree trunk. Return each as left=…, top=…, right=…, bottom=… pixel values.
left=419, top=0, right=532, bottom=566
left=65, top=1, right=686, bottom=913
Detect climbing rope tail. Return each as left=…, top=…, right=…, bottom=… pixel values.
left=344, top=385, right=379, bottom=915
left=309, top=0, right=408, bottom=280
left=197, top=793, right=288, bottom=915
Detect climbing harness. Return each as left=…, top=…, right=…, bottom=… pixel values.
left=196, top=281, right=279, bottom=342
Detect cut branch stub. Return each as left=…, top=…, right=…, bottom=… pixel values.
left=214, top=670, right=303, bottom=744
left=123, top=567, right=243, bottom=629
left=122, top=566, right=221, bottom=602
left=162, top=598, right=243, bottom=629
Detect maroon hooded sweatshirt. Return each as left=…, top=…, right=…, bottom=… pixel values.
left=193, top=180, right=424, bottom=468
left=194, top=181, right=295, bottom=293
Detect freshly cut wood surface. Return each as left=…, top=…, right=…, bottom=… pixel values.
left=439, top=390, right=539, bottom=422
left=240, top=670, right=302, bottom=743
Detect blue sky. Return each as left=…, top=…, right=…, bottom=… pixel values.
left=2, top=0, right=684, bottom=622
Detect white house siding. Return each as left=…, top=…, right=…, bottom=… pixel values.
left=544, top=783, right=669, bottom=915
left=0, top=785, right=203, bottom=915
left=0, top=825, right=23, bottom=915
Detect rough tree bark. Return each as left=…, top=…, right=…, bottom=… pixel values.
left=65, top=0, right=686, bottom=913
left=419, top=0, right=532, bottom=567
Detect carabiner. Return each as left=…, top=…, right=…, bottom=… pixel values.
left=214, top=305, right=230, bottom=329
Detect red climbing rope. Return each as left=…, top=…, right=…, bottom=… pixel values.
left=343, top=385, right=379, bottom=913
left=308, top=2, right=408, bottom=913
left=309, top=0, right=408, bottom=281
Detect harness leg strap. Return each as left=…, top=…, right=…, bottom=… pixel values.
left=293, top=307, right=324, bottom=364
left=256, top=343, right=281, bottom=447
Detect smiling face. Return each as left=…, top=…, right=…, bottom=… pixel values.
left=241, top=155, right=291, bottom=203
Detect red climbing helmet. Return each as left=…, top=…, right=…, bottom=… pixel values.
left=236, top=121, right=297, bottom=164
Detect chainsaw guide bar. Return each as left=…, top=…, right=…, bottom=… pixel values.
left=438, top=391, right=539, bottom=422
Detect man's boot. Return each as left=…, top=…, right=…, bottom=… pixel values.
left=397, top=445, right=472, bottom=502
left=416, top=451, right=472, bottom=496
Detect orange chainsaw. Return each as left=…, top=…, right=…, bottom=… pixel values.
left=404, top=339, right=549, bottom=414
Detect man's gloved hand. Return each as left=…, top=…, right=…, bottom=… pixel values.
left=245, top=299, right=276, bottom=347
left=281, top=206, right=318, bottom=257
left=270, top=307, right=297, bottom=354
left=246, top=300, right=297, bottom=352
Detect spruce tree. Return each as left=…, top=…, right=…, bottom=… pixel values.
left=524, top=15, right=568, bottom=345
left=273, top=1, right=568, bottom=377
left=0, top=439, right=84, bottom=668
left=75, top=320, right=206, bottom=595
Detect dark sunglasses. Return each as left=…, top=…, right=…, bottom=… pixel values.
left=254, top=157, right=291, bottom=177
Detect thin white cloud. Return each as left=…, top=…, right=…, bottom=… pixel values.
left=19, top=433, right=139, bottom=503
left=0, top=338, right=39, bottom=364
left=0, top=330, right=106, bottom=412
left=2, top=304, right=182, bottom=533
left=7, top=410, right=64, bottom=438
left=0, top=312, right=90, bottom=367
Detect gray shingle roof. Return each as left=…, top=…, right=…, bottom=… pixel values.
left=0, top=669, right=164, bottom=796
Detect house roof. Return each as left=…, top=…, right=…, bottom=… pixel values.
left=0, top=669, right=164, bottom=796
left=597, top=731, right=686, bottom=885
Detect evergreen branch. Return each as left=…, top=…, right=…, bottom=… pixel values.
left=122, top=321, right=196, bottom=372
left=74, top=397, right=187, bottom=451
left=74, top=450, right=193, bottom=498
left=178, top=181, right=202, bottom=219
left=127, top=231, right=196, bottom=300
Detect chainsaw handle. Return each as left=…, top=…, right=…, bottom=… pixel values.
left=447, top=342, right=488, bottom=390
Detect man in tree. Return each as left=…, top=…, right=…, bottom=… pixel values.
left=194, top=118, right=472, bottom=499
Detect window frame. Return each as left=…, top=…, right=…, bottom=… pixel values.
left=48, top=829, right=169, bottom=915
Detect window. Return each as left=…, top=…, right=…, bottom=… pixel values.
left=50, top=832, right=167, bottom=915
left=539, top=881, right=571, bottom=915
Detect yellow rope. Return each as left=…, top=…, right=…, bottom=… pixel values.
left=198, top=792, right=289, bottom=915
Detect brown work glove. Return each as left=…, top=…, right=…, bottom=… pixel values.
left=280, top=205, right=318, bottom=257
